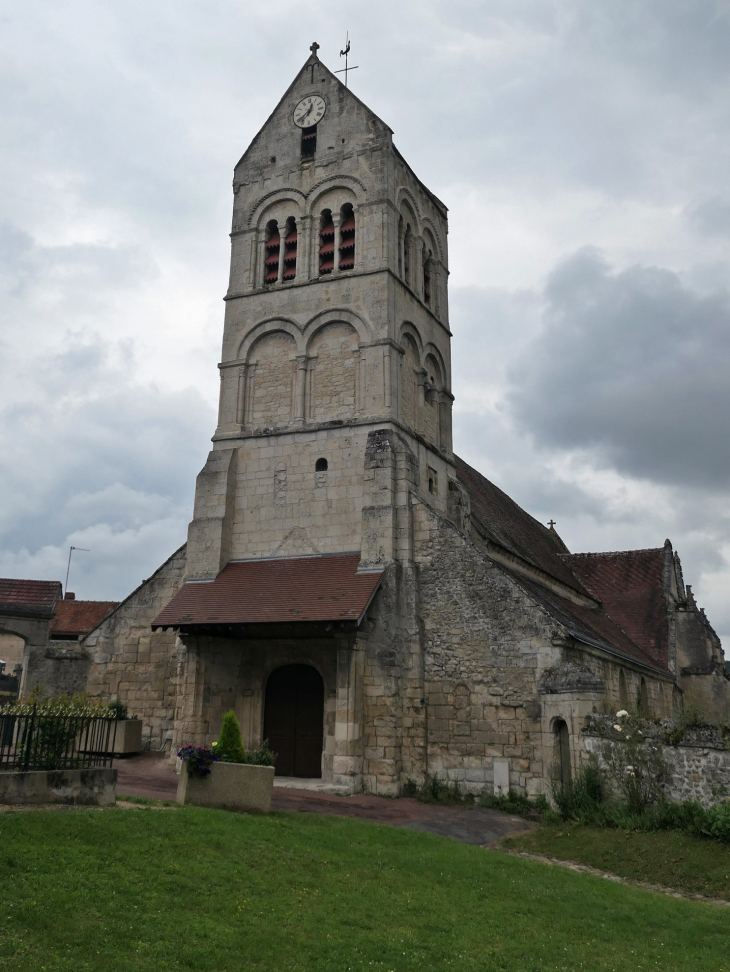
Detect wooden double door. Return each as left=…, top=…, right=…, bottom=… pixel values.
left=263, top=664, right=324, bottom=778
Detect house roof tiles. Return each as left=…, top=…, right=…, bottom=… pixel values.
left=152, top=553, right=383, bottom=629
left=50, top=600, right=119, bottom=638
left=0, top=578, right=62, bottom=616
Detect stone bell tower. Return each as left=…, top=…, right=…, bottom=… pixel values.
left=184, top=43, right=453, bottom=581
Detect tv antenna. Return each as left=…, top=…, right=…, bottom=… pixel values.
left=334, top=32, right=358, bottom=87
left=65, top=545, right=90, bottom=596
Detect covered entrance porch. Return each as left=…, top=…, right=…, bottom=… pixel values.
left=152, top=553, right=382, bottom=793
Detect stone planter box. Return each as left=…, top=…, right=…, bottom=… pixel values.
left=0, top=768, right=117, bottom=806
left=112, top=719, right=143, bottom=755
left=176, top=761, right=275, bottom=812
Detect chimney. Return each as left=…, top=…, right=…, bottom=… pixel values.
left=65, top=592, right=76, bottom=601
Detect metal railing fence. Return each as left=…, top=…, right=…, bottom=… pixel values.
left=0, top=707, right=117, bottom=771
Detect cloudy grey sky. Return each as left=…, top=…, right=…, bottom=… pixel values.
left=2, top=1, right=730, bottom=640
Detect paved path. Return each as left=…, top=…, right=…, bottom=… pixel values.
left=115, top=753, right=533, bottom=845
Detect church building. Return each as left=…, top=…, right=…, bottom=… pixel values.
left=81, top=46, right=729, bottom=796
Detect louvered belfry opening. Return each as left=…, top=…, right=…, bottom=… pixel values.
left=301, top=124, right=317, bottom=158
left=423, top=256, right=432, bottom=305
left=283, top=217, right=297, bottom=281
left=264, top=221, right=280, bottom=285
left=338, top=204, right=355, bottom=271
left=319, top=210, right=335, bottom=275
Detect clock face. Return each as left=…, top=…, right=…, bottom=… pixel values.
left=293, top=95, right=326, bottom=128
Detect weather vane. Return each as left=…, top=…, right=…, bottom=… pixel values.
left=334, top=32, right=359, bottom=87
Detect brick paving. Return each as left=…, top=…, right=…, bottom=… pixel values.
left=115, top=753, right=533, bottom=845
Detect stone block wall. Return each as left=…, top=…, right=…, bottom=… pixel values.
left=22, top=642, right=92, bottom=698
left=84, top=546, right=186, bottom=751
left=583, top=719, right=730, bottom=806
left=414, top=501, right=559, bottom=796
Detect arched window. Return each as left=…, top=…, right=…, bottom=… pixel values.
left=619, top=670, right=629, bottom=709
left=553, top=719, right=571, bottom=791
left=264, top=220, right=280, bottom=285
left=282, top=217, right=297, bottom=281
left=423, top=252, right=433, bottom=305
left=315, top=457, right=328, bottom=472
left=339, top=204, right=355, bottom=270
left=639, top=677, right=650, bottom=715
left=319, top=210, right=335, bottom=275
left=398, top=216, right=404, bottom=277
left=404, top=225, right=412, bottom=285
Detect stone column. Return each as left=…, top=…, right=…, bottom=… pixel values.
left=383, top=346, right=392, bottom=413
left=296, top=215, right=311, bottom=282
left=236, top=366, right=246, bottom=426
left=276, top=223, right=286, bottom=284
left=294, top=355, right=308, bottom=424
left=415, top=368, right=427, bottom=435
left=333, top=638, right=364, bottom=793
left=332, top=212, right=342, bottom=272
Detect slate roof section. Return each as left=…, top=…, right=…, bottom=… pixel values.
left=50, top=600, right=119, bottom=639
left=0, top=578, right=62, bottom=616
left=152, top=554, right=383, bottom=629
left=562, top=548, right=669, bottom=669
left=454, top=455, right=589, bottom=596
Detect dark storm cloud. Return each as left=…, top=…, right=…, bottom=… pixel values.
left=506, top=248, right=730, bottom=488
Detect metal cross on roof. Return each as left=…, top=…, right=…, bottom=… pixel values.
left=548, top=519, right=557, bottom=529
left=334, top=32, right=359, bottom=87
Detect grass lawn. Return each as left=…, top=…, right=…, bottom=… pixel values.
left=0, top=806, right=728, bottom=971
left=504, top=820, right=730, bottom=902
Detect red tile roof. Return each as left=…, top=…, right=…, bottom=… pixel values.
left=152, top=554, right=383, bottom=629
left=563, top=548, right=669, bottom=669
left=0, top=578, right=62, bottom=615
left=454, top=457, right=672, bottom=673
left=50, top=600, right=119, bottom=638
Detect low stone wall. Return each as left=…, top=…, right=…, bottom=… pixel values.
left=0, top=768, right=117, bottom=806
left=22, top=642, right=92, bottom=698
left=582, top=715, right=730, bottom=806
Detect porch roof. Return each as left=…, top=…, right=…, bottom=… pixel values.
left=151, top=553, right=383, bottom=630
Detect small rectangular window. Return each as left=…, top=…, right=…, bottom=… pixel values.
left=427, top=467, right=438, bottom=495
left=301, top=125, right=317, bottom=158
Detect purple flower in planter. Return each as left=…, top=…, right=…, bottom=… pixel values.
left=178, top=744, right=219, bottom=778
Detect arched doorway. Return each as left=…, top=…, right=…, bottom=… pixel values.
left=263, top=664, right=324, bottom=778
left=553, top=719, right=571, bottom=792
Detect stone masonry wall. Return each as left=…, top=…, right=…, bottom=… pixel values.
left=22, top=642, right=92, bottom=698
left=583, top=719, right=730, bottom=806
left=84, top=545, right=186, bottom=751
left=414, top=501, right=560, bottom=796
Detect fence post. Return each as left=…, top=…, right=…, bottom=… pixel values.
left=24, top=705, right=36, bottom=772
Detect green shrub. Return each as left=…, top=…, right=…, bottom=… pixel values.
left=551, top=759, right=606, bottom=822
left=245, top=740, right=277, bottom=767
left=214, top=710, right=246, bottom=763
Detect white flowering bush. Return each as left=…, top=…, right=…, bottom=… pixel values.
left=598, top=710, right=667, bottom=813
